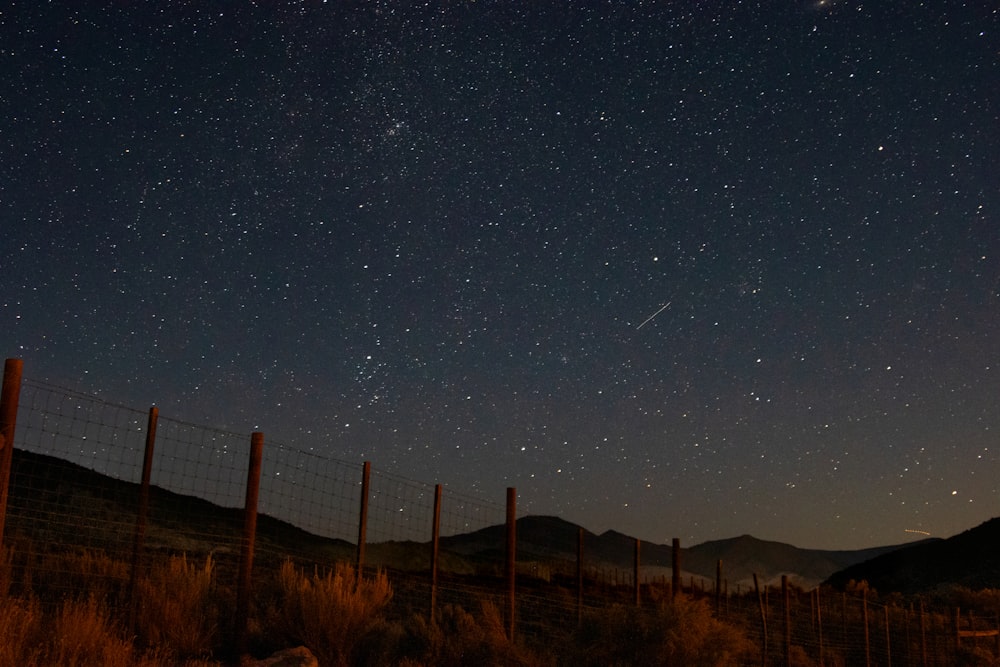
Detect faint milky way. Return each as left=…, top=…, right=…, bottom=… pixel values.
left=1, top=2, right=998, bottom=550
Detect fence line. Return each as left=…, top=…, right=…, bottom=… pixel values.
left=0, top=360, right=997, bottom=665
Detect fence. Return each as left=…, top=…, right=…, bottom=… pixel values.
left=0, top=358, right=998, bottom=665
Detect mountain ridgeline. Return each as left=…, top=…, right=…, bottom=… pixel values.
left=9, top=448, right=995, bottom=594
left=438, top=515, right=929, bottom=590
left=823, top=517, right=1000, bottom=594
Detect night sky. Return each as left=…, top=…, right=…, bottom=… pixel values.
left=3, top=2, right=998, bottom=551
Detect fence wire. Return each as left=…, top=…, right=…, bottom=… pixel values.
left=3, top=376, right=997, bottom=665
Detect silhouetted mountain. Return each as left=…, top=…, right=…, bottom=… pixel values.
left=825, top=518, right=999, bottom=594
left=3, top=448, right=949, bottom=590
left=439, top=516, right=921, bottom=589
left=440, top=515, right=590, bottom=561
left=5, top=448, right=354, bottom=566
left=683, top=534, right=924, bottom=589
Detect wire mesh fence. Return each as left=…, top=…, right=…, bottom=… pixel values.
left=1, top=368, right=998, bottom=665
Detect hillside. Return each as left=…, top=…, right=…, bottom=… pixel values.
left=439, top=515, right=922, bottom=589
left=4, top=448, right=355, bottom=566
left=683, top=534, right=932, bottom=590
left=3, top=448, right=943, bottom=589
left=825, top=517, right=1000, bottom=594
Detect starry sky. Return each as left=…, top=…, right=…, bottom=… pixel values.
left=2, top=1, right=998, bottom=551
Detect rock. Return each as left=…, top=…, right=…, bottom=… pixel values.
left=241, top=646, right=319, bottom=667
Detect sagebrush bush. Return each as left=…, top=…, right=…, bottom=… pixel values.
left=29, top=548, right=129, bottom=603
left=0, top=549, right=223, bottom=667
left=47, top=595, right=134, bottom=667
left=398, top=600, right=543, bottom=667
left=275, top=559, right=393, bottom=667
left=0, top=544, right=14, bottom=598
left=0, top=594, right=129, bottom=667
left=0, top=594, right=43, bottom=664
left=571, top=594, right=753, bottom=667
left=135, top=553, right=218, bottom=659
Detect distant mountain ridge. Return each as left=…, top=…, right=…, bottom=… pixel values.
left=825, top=517, right=1000, bottom=594
left=683, top=533, right=936, bottom=589
left=440, top=515, right=929, bottom=589
left=2, top=448, right=968, bottom=592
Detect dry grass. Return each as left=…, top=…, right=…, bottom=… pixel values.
left=0, top=543, right=760, bottom=666
left=48, top=596, right=135, bottom=667
left=400, top=600, right=544, bottom=667
left=571, top=594, right=754, bottom=667
left=0, top=548, right=223, bottom=667
left=0, top=594, right=43, bottom=665
left=0, top=594, right=137, bottom=667
left=28, top=547, right=129, bottom=602
left=135, top=553, right=219, bottom=659
left=0, top=544, right=14, bottom=598
left=273, top=559, right=393, bottom=667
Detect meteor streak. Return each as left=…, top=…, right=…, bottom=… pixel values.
left=636, top=301, right=671, bottom=330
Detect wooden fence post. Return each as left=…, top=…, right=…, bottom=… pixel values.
left=128, top=406, right=159, bottom=632
left=633, top=538, right=641, bottom=607
left=955, top=607, right=961, bottom=658
left=842, top=591, right=848, bottom=648
left=671, top=537, right=681, bottom=599
left=356, top=461, right=371, bottom=573
left=995, top=612, right=999, bottom=660
left=716, top=560, right=722, bottom=615
left=920, top=600, right=928, bottom=667
left=816, top=587, right=824, bottom=667
left=577, top=527, right=584, bottom=627
left=0, top=358, right=24, bottom=550
left=782, top=575, right=791, bottom=667
left=754, top=574, right=768, bottom=667
left=904, top=602, right=913, bottom=667
left=505, top=487, right=516, bottom=642
left=885, top=605, right=892, bottom=667
left=863, top=588, right=871, bottom=667
left=429, top=483, right=441, bottom=624
left=235, top=432, right=264, bottom=656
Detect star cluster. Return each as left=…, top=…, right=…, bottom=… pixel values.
left=2, top=1, right=998, bottom=549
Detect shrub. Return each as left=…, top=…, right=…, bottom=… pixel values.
left=571, top=594, right=754, bottom=667
left=0, top=588, right=220, bottom=667
left=46, top=595, right=134, bottom=667
left=397, top=601, right=544, bottom=667
left=0, top=594, right=134, bottom=666
left=31, top=548, right=129, bottom=603
left=0, top=544, right=14, bottom=598
left=0, top=594, right=43, bottom=664
left=275, top=560, right=393, bottom=667
left=135, top=553, right=218, bottom=659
